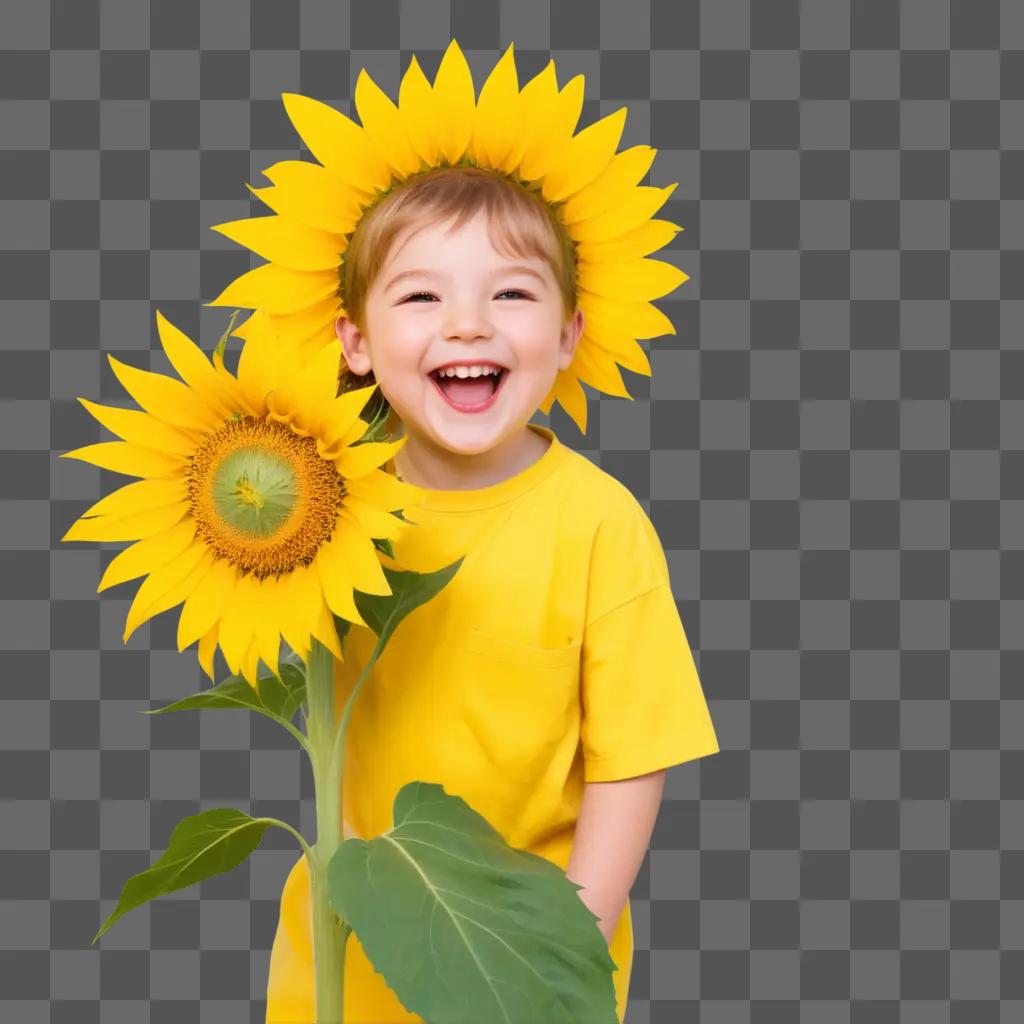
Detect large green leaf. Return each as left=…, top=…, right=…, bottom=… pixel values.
left=351, top=558, right=464, bottom=646
left=327, top=781, right=619, bottom=1024
left=93, top=808, right=272, bottom=943
left=140, top=660, right=306, bottom=726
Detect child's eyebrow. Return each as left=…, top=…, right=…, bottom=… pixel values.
left=385, top=265, right=547, bottom=292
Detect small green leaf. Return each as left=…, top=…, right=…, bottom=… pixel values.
left=213, top=308, right=243, bottom=365
left=351, top=394, right=392, bottom=445
left=351, top=558, right=464, bottom=647
left=371, top=535, right=395, bottom=560
left=327, top=781, right=619, bottom=1024
left=141, top=662, right=306, bottom=724
left=93, top=808, right=272, bottom=943
left=332, top=614, right=352, bottom=652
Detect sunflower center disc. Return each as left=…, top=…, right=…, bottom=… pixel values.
left=187, top=417, right=345, bottom=579
left=212, top=447, right=298, bottom=537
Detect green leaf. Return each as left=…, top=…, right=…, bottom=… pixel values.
left=332, top=614, right=352, bottom=652
left=351, top=558, right=464, bottom=647
left=327, top=781, right=619, bottom=1024
left=140, top=662, right=306, bottom=726
left=371, top=535, right=395, bottom=560
left=213, top=308, right=243, bottom=365
left=94, top=808, right=272, bottom=943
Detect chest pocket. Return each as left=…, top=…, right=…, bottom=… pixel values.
left=454, top=628, right=583, bottom=792
left=463, top=628, right=581, bottom=669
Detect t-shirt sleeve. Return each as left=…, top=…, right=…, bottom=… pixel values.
left=579, top=496, right=719, bottom=783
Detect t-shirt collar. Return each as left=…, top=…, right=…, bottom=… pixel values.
left=396, top=424, right=567, bottom=513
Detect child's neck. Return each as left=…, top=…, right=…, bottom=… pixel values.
left=392, top=424, right=550, bottom=492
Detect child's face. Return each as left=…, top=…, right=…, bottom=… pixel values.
left=336, top=209, right=584, bottom=475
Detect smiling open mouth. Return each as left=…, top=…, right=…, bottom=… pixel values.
left=428, top=368, right=509, bottom=411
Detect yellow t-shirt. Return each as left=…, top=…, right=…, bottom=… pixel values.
left=266, top=423, right=720, bottom=1023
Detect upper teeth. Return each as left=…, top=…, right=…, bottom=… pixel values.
left=435, top=366, right=503, bottom=378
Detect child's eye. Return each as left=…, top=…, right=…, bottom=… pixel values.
left=399, top=290, right=532, bottom=304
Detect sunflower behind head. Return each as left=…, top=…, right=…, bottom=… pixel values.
left=60, top=310, right=426, bottom=688
left=208, top=38, right=687, bottom=437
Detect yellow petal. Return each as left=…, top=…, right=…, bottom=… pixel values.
left=539, top=368, right=589, bottom=436
left=75, top=477, right=187, bottom=521
left=210, top=215, right=344, bottom=272
left=251, top=160, right=366, bottom=233
left=576, top=218, right=682, bottom=264
left=207, top=261, right=338, bottom=315
left=217, top=572, right=260, bottom=676
left=332, top=438, right=407, bottom=481
left=123, top=542, right=211, bottom=643
left=281, top=92, right=392, bottom=195
left=265, top=339, right=343, bottom=435
left=197, top=622, right=220, bottom=679
left=571, top=337, right=631, bottom=399
left=570, top=183, right=678, bottom=243
left=585, top=319, right=653, bottom=378
left=398, top=55, right=441, bottom=168
left=240, top=634, right=262, bottom=690
left=513, top=66, right=585, bottom=182
left=311, top=598, right=345, bottom=658
left=231, top=305, right=276, bottom=345
left=580, top=292, right=677, bottom=340
left=344, top=466, right=429, bottom=515
left=276, top=564, right=318, bottom=662
left=132, top=548, right=216, bottom=644
left=354, top=67, right=421, bottom=180
left=155, top=310, right=242, bottom=413
left=563, top=145, right=658, bottom=225
left=315, top=539, right=367, bottom=628
left=326, top=513, right=392, bottom=597
left=62, top=501, right=188, bottom=543
left=318, top=406, right=378, bottom=458
left=267, top=295, right=342, bottom=349
left=250, top=577, right=284, bottom=680
left=235, top=310, right=282, bottom=414
left=578, top=256, right=688, bottom=303
left=269, top=311, right=337, bottom=352
left=97, top=517, right=198, bottom=592
left=430, top=38, right=476, bottom=166
left=313, top=386, right=380, bottom=454
left=59, top=441, right=185, bottom=479
left=76, top=398, right=198, bottom=455
left=469, top=43, right=521, bottom=170
left=341, top=492, right=404, bottom=542
left=107, top=354, right=223, bottom=433
left=542, top=106, right=627, bottom=204
left=503, top=60, right=555, bottom=173
left=176, top=557, right=238, bottom=652
left=198, top=622, right=219, bottom=682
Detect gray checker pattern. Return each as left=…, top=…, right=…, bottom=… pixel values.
left=1, top=0, right=1022, bottom=1021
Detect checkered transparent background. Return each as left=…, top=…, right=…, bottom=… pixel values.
left=2, top=0, right=1023, bottom=1021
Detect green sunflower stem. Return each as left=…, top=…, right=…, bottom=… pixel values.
left=305, top=637, right=351, bottom=1024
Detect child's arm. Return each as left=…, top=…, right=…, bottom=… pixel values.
left=564, top=768, right=667, bottom=945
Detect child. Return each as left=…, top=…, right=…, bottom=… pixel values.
left=264, top=165, right=720, bottom=1024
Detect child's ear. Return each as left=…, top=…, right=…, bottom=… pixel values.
left=558, top=307, right=585, bottom=371
left=335, top=315, right=373, bottom=376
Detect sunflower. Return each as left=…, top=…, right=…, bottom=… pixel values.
left=59, top=309, right=425, bottom=688
left=207, top=37, right=687, bottom=436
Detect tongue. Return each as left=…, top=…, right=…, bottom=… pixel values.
left=438, top=375, right=495, bottom=406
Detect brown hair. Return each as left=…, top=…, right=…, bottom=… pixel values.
left=336, top=164, right=578, bottom=424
